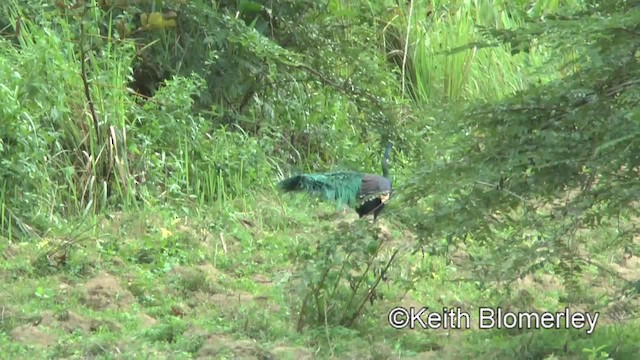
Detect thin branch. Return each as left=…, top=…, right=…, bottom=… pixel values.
left=475, top=180, right=528, bottom=203
left=79, top=6, right=100, bottom=141
left=401, top=0, right=414, bottom=97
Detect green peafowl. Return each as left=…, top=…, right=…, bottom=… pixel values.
left=278, top=143, right=393, bottom=220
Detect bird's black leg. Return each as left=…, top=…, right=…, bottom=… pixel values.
left=357, top=198, right=385, bottom=221
left=372, top=203, right=384, bottom=222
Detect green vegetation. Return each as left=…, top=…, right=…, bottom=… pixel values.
left=1, top=0, right=640, bottom=358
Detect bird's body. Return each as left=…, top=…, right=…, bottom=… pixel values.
left=278, top=143, right=393, bottom=220
left=354, top=174, right=392, bottom=219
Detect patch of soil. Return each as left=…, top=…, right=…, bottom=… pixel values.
left=58, top=282, right=73, bottom=294
left=450, top=248, right=470, bottom=268
left=98, top=211, right=125, bottom=233
left=269, top=346, right=313, bottom=359
left=201, top=229, right=242, bottom=254
left=611, top=255, right=640, bottom=280
left=511, top=274, right=564, bottom=305
left=29, top=310, right=56, bottom=327
left=196, top=333, right=265, bottom=359
left=80, top=273, right=134, bottom=311
left=370, top=343, right=398, bottom=359
left=28, top=310, right=123, bottom=334
left=252, top=274, right=272, bottom=285
left=9, top=324, right=57, bottom=347
left=340, top=343, right=400, bottom=360
left=169, top=263, right=228, bottom=296
left=409, top=350, right=442, bottom=359
left=110, top=256, right=125, bottom=267
left=376, top=222, right=394, bottom=242
left=195, top=291, right=281, bottom=314
left=92, top=318, right=123, bottom=333
left=58, top=311, right=92, bottom=333
left=175, top=263, right=224, bottom=280
left=183, top=325, right=209, bottom=338
left=332, top=218, right=394, bottom=242
left=173, top=263, right=224, bottom=281
left=139, top=313, right=158, bottom=328
left=3, top=243, right=22, bottom=260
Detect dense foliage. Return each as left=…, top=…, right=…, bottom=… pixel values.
left=404, top=0, right=640, bottom=301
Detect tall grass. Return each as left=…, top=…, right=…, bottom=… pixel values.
left=385, top=0, right=586, bottom=105
left=0, top=2, right=281, bottom=239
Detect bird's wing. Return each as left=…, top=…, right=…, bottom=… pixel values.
left=358, top=175, right=392, bottom=201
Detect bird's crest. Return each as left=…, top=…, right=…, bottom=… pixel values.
left=382, top=142, right=392, bottom=181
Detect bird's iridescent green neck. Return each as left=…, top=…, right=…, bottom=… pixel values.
left=382, top=143, right=392, bottom=179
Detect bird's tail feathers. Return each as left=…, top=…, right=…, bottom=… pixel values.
left=277, top=175, right=304, bottom=192
left=278, top=172, right=364, bottom=207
